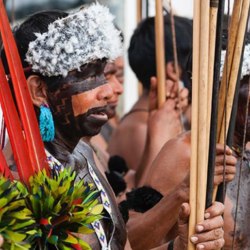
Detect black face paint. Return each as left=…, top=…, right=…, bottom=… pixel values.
left=46, top=60, right=109, bottom=144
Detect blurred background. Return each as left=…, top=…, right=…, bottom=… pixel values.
left=4, top=0, right=243, bottom=116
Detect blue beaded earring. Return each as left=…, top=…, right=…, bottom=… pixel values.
left=39, top=104, right=55, bottom=142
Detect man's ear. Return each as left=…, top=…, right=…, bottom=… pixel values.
left=26, top=75, right=47, bottom=107
left=165, top=61, right=182, bottom=81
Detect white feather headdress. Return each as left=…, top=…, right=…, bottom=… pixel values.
left=25, top=3, right=122, bottom=77
left=220, top=43, right=250, bottom=80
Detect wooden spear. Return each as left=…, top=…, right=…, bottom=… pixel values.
left=220, top=0, right=250, bottom=140
left=155, top=0, right=166, bottom=108
left=213, top=0, right=250, bottom=201
left=137, top=0, right=143, bottom=23
left=196, top=0, right=210, bottom=224
left=217, top=0, right=242, bottom=141
left=188, top=0, right=200, bottom=248
left=0, top=1, right=49, bottom=175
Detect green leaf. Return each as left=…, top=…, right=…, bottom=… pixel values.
left=83, top=190, right=99, bottom=204
left=11, top=208, right=32, bottom=220
left=11, top=219, right=36, bottom=230
left=5, top=230, right=26, bottom=242
left=77, top=226, right=93, bottom=234
left=90, top=204, right=103, bottom=215
left=78, top=238, right=92, bottom=250
left=63, top=233, right=78, bottom=244
left=0, top=197, right=8, bottom=208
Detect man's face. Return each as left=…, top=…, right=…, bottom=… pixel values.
left=104, top=62, right=123, bottom=118
left=47, top=60, right=113, bottom=140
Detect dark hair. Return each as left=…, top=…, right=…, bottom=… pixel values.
left=128, top=15, right=192, bottom=90
left=1, top=10, right=68, bottom=92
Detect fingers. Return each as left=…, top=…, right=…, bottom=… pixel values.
left=195, top=216, right=223, bottom=234
left=177, top=203, right=190, bottom=248
left=149, top=77, right=158, bottom=111
left=189, top=202, right=225, bottom=249
left=215, top=154, right=237, bottom=166
left=204, top=202, right=224, bottom=219
left=214, top=154, right=237, bottom=184
left=195, top=238, right=225, bottom=249
left=214, top=165, right=236, bottom=175
left=191, top=228, right=224, bottom=244
left=214, top=174, right=235, bottom=185
left=216, top=144, right=233, bottom=155
left=178, top=88, right=189, bottom=109
left=178, top=203, right=191, bottom=225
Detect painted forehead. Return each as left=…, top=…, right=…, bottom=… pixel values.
left=49, top=60, right=107, bottom=97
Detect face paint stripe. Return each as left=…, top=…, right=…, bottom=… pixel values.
left=53, top=75, right=107, bottom=98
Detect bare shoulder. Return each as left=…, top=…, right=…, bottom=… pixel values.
left=107, top=113, right=148, bottom=170
left=145, top=131, right=191, bottom=195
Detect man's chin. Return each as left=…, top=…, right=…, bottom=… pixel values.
left=106, top=108, right=116, bottom=119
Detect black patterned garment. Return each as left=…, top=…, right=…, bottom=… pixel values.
left=224, top=150, right=250, bottom=250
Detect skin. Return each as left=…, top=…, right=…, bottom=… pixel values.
left=108, top=62, right=189, bottom=173
left=0, top=235, right=3, bottom=249
left=128, top=172, right=226, bottom=250
left=90, top=62, right=124, bottom=171
left=124, top=75, right=236, bottom=249
left=127, top=131, right=236, bottom=249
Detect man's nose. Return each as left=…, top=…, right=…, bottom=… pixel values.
left=97, top=82, right=113, bottom=101
left=111, top=75, right=124, bottom=95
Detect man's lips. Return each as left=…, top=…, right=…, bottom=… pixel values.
left=87, top=106, right=109, bottom=121
left=89, top=112, right=108, bottom=121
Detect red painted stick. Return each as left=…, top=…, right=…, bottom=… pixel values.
left=0, top=148, right=13, bottom=180
left=0, top=60, right=33, bottom=184
left=0, top=1, right=49, bottom=175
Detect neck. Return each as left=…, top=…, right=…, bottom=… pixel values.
left=53, top=126, right=80, bottom=153
left=132, top=90, right=149, bottom=110
left=82, top=136, right=91, bottom=144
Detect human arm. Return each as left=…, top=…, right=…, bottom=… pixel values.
left=136, top=77, right=184, bottom=186
left=127, top=179, right=189, bottom=250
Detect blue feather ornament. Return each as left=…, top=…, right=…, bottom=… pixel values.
left=39, top=104, right=55, bottom=142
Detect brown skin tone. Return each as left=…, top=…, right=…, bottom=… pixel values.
left=127, top=131, right=236, bottom=249
left=28, top=60, right=113, bottom=152
left=125, top=74, right=236, bottom=249
left=91, top=62, right=124, bottom=153
left=108, top=62, right=189, bottom=173
left=144, top=132, right=236, bottom=195
left=128, top=177, right=226, bottom=250
left=152, top=202, right=225, bottom=250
